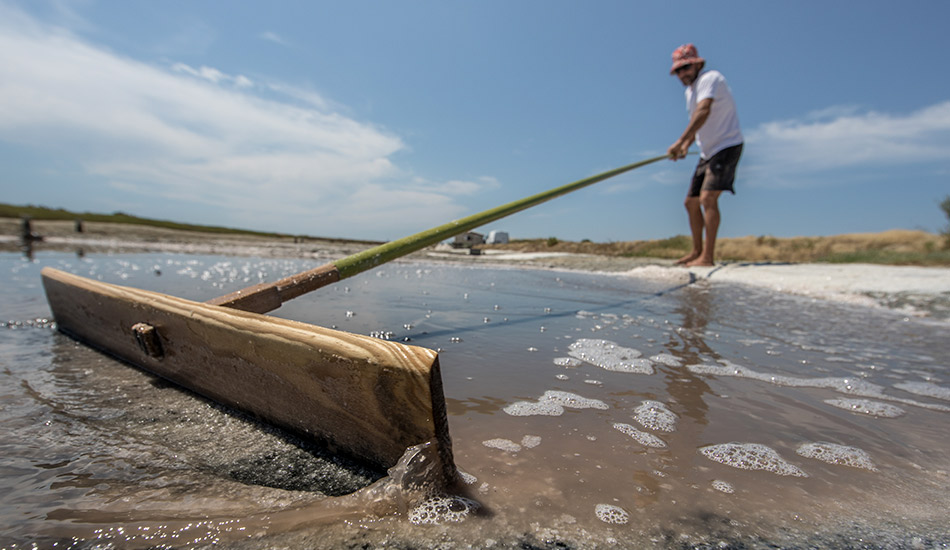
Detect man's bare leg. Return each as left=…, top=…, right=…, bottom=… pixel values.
left=685, top=190, right=721, bottom=267
left=676, top=196, right=704, bottom=265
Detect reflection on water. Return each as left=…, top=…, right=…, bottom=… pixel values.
left=1, top=252, right=949, bottom=549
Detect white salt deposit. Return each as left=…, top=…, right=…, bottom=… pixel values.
left=503, top=390, right=608, bottom=417
left=894, top=381, right=950, bottom=401
left=482, top=438, right=522, bottom=452
left=824, top=398, right=906, bottom=418
left=796, top=442, right=878, bottom=471
left=553, top=357, right=583, bottom=367
left=568, top=339, right=654, bottom=374
left=633, top=400, right=678, bottom=432
left=613, top=422, right=667, bottom=448
left=594, top=503, right=629, bottom=525
left=711, top=480, right=735, bottom=494
left=408, top=495, right=481, bottom=525
left=699, top=443, right=808, bottom=477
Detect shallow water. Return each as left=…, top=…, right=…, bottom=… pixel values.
left=2, top=252, right=949, bottom=549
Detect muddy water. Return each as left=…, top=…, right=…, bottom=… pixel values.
left=2, top=252, right=949, bottom=549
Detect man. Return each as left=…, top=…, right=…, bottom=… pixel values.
left=667, top=44, right=743, bottom=267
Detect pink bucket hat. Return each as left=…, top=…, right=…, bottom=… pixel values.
left=670, top=43, right=705, bottom=74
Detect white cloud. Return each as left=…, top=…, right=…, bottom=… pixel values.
left=745, top=101, right=950, bottom=184
left=0, top=4, right=485, bottom=238
left=259, top=31, right=289, bottom=47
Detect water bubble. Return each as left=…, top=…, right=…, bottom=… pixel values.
left=521, top=435, right=542, bottom=448
left=796, top=442, right=878, bottom=471
left=633, top=400, right=678, bottom=432
left=408, top=495, right=481, bottom=525
left=613, top=423, right=666, bottom=448
left=649, top=353, right=683, bottom=367
left=699, top=443, right=808, bottom=477
left=711, top=479, right=735, bottom=493
left=553, top=357, right=583, bottom=368
left=894, top=381, right=950, bottom=401
left=594, top=503, right=629, bottom=525
left=568, top=338, right=654, bottom=374
left=503, top=390, right=608, bottom=417
left=824, top=398, right=905, bottom=418
left=482, top=438, right=522, bottom=452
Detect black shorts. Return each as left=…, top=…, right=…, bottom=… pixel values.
left=688, top=143, right=743, bottom=197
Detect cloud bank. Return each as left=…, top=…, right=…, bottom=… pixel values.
left=0, top=4, right=491, bottom=238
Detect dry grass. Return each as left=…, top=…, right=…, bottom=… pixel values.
left=484, top=230, right=950, bottom=266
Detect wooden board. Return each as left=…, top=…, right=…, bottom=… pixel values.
left=41, top=267, right=456, bottom=483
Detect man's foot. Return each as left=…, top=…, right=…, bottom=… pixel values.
left=685, top=257, right=715, bottom=267
left=675, top=252, right=701, bottom=265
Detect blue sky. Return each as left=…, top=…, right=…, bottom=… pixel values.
left=1, top=1, right=948, bottom=242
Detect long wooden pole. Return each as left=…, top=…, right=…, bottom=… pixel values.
left=209, top=153, right=670, bottom=313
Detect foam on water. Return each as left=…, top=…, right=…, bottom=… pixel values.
left=482, top=438, right=522, bottom=453
left=567, top=338, right=654, bottom=374
left=699, top=443, right=808, bottom=477
left=503, top=390, right=608, bottom=417
left=711, top=480, right=735, bottom=494
left=612, top=422, right=667, bottom=448
left=553, top=357, right=583, bottom=367
left=824, top=398, right=906, bottom=418
left=408, top=495, right=481, bottom=525
left=633, top=400, right=678, bottom=432
left=894, top=381, right=950, bottom=401
left=688, top=361, right=950, bottom=412
left=796, top=442, right=878, bottom=471
left=650, top=353, right=683, bottom=367
left=594, top=503, right=630, bottom=525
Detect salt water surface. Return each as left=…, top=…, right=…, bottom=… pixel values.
left=1, top=251, right=949, bottom=549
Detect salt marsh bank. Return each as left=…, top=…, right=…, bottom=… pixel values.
left=2, top=250, right=949, bottom=549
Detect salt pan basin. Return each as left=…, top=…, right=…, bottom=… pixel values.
left=2, top=252, right=949, bottom=549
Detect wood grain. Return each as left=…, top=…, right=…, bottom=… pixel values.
left=41, top=267, right=456, bottom=483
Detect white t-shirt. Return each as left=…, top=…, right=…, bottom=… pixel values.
left=686, top=70, right=743, bottom=159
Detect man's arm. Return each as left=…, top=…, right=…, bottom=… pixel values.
left=668, top=97, right=713, bottom=160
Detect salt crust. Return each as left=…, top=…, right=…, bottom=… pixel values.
left=408, top=495, right=481, bottom=525
left=594, top=503, right=630, bottom=524
left=613, top=422, right=666, bottom=448
left=699, top=443, right=808, bottom=477
left=633, top=400, right=678, bottom=432
left=796, top=442, right=878, bottom=471
left=503, top=390, right=608, bottom=417
left=567, top=338, right=654, bottom=375
left=823, top=398, right=905, bottom=418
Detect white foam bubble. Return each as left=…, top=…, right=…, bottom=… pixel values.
left=824, top=398, right=906, bottom=418
left=568, top=338, right=654, bottom=374
left=594, top=503, right=629, bottom=524
left=613, top=422, right=667, bottom=448
left=699, top=443, right=808, bottom=477
left=711, top=480, right=734, bottom=493
left=482, top=438, right=522, bottom=452
left=553, top=357, right=583, bottom=367
left=650, top=353, right=683, bottom=367
left=408, top=495, right=481, bottom=525
left=521, top=435, right=542, bottom=448
left=796, top=442, right=878, bottom=471
left=894, top=381, right=950, bottom=401
left=688, top=362, right=950, bottom=412
left=633, top=400, right=678, bottom=432
left=503, top=390, right=608, bottom=417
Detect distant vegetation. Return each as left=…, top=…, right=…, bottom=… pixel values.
left=486, top=230, right=950, bottom=266
left=0, top=203, right=291, bottom=239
